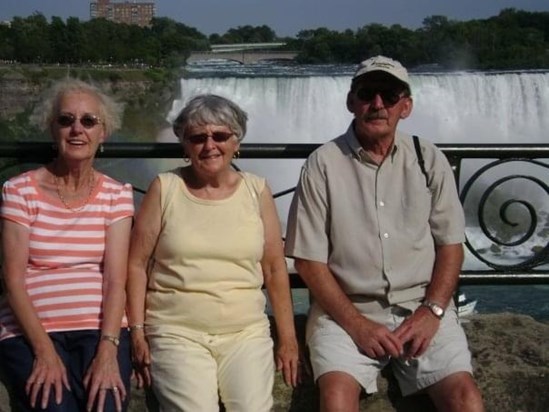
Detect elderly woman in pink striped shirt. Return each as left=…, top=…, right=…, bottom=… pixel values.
left=0, top=79, right=134, bottom=412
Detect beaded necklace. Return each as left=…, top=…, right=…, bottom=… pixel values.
left=55, top=170, right=96, bottom=212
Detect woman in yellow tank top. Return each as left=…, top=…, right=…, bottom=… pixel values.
left=127, top=94, right=299, bottom=411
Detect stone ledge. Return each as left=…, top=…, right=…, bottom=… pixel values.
left=1, top=313, right=548, bottom=411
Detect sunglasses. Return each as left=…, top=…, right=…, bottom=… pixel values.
left=355, top=87, right=406, bottom=107
left=56, top=113, right=102, bottom=129
left=185, top=131, right=234, bottom=144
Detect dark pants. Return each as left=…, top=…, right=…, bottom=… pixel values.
left=0, top=329, right=131, bottom=412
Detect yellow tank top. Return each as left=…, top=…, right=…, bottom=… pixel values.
left=145, top=168, right=268, bottom=334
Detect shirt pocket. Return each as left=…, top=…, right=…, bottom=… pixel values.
left=399, top=185, right=432, bottom=237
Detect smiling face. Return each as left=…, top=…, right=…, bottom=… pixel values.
left=51, top=91, right=106, bottom=163
left=182, top=123, right=240, bottom=178
left=347, top=72, right=413, bottom=143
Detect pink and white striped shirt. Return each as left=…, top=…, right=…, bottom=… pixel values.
left=0, top=169, right=134, bottom=340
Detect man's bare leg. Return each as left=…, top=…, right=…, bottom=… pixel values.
left=426, top=372, right=484, bottom=412
left=318, top=371, right=362, bottom=412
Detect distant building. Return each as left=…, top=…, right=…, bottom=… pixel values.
left=90, top=0, right=155, bottom=27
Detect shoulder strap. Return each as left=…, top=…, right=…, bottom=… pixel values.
left=240, top=172, right=262, bottom=213
left=413, top=135, right=429, bottom=187
left=159, top=169, right=180, bottom=219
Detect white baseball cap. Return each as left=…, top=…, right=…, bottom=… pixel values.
left=353, top=55, right=410, bottom=88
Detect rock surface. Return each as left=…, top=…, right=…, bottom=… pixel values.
left=1, top=313, right=547, bottom=411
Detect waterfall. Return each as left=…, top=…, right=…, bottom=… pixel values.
left=407, top=72, right=549, bottom=144
left=166, top=71, right=549, bottom=145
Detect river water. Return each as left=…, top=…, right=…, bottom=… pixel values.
left=161, top=61, right=549, bottom=321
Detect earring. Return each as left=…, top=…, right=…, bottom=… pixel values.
left=233, top=151, right=240, bottom=159
left=99, top=144, right=104, bottom=153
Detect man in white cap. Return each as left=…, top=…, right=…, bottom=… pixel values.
left=285, top=56, right=484, bottom=411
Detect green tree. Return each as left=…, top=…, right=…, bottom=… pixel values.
left=81, top=18, right=122, bottom=63
left=10, top=13, right=52, bottom=63
left=0, top=24, right=14, bottom=60
left=49, top=17, right=70, bottom=63
left=295, top=27, right=355, bottom=63
left=62, top=18, right=86, bottom=63
left=220, top=25, right=277, bottom=43
left=149, top=18, right=208, bottom=65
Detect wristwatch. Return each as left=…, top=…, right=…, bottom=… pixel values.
left=421, top=300, right=445, bottom=319
left=101, top=334, right=120, bottom=347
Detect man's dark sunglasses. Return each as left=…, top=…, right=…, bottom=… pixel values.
left=185, top=132, right=234, bottom=144
left=355, top=87, right=406, bottom=107
left=56, top=113, right=102, bottom=129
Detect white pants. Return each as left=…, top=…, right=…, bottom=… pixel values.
left=148, top=321, right=274, bottom=412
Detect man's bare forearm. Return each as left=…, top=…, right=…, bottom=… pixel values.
left=424, top=243, right=464, bottom=308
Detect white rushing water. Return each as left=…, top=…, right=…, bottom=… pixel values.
left=167, top=70, right=549, bottom=145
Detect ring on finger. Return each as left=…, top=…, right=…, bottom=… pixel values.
left=112, top=387, right=119, bottom=392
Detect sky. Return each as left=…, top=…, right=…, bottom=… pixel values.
left=1, top=0, right=548, bottom=37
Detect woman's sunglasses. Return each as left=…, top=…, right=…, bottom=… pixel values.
left=185, top=132, right=234, bottom=144
left=355, top=87, right=406, bottom=107
left=56, top=113, right=102, bottom=129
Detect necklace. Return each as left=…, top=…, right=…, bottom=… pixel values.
left=55, top=170, right=96, bottom=212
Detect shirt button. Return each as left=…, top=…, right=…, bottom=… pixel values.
left=379, top=201, right=385, bottom=207
left=383, top=233, right=389, bottom=239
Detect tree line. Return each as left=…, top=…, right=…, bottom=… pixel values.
left=0, top=8, right=548, bottom=69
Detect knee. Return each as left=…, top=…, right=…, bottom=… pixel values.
left=456, top=379, right=484, bottom=412
left=318, top=372, right=361, bottom=412
left=429, top=373, right=484, bottom=412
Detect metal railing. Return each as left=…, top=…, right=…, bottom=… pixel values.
left=1, top=141, right=548, bottom=286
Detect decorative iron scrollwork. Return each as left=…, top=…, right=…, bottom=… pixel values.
left=460, top=158, right=549, bottom=270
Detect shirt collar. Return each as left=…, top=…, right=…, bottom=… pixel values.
left=344, top=122, right=401, bottom=163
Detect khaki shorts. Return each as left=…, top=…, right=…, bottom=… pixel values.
left=307, top=304, right=473, bottom=396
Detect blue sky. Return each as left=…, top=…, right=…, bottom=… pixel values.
left=1, top=0, right=548, bottom=36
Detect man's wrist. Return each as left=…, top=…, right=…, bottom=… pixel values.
left=420, top=300, right=445, bottom=319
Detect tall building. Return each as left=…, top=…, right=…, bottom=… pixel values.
left=90, top=0, right=155, bottom=27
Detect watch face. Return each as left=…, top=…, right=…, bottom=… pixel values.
left=102, top=335, right=120, bottom=346
left=432, top=305, right=444, bottom=317
left=423, top=301, right=444, bottom=318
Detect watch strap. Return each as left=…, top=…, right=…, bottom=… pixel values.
left=421, top=300, right=445, bottom=319
left=101, top=334, right=120, bottom=347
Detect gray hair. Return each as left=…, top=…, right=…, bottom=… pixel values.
left=31, top=78, right=124, bottom=137
left=172, top=94, right=248, bottom=142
